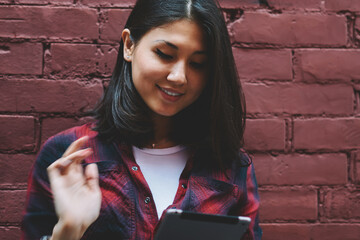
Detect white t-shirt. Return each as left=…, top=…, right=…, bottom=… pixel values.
left=132, top=145, right=188, bottom=219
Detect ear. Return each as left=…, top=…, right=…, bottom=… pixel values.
left=122, top=29, right=134, bottom=62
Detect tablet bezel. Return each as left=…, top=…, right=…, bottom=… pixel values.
left=154, top=209, right=251, bottom=240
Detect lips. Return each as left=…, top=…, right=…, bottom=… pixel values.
left=156, top=85, right=184, bottom=102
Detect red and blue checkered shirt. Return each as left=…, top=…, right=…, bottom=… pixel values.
left=22, top=123, right=262, bottom=240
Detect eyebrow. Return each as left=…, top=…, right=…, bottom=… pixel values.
left=154, top=40, right=207, bottom=55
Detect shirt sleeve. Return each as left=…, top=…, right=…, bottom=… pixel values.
left=234, top=155, right=262, bottom=240
left=21, top=134, right=74, bottom=240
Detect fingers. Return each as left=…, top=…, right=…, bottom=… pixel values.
left=48, top=148, right=93, bottom=176
left=60, top=148, right=93, bottom=174
left=84, top=164, right=100, bottom=191
left=62, top=136, right=89, bottom=158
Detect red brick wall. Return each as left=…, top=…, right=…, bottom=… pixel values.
left=1, top=0, right=359, bottom=239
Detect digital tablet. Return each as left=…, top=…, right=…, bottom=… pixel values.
left=154, top=209, right=251, bottom=240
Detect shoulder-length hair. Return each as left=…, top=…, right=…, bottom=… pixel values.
left=93, top=0, right=248, bottom=167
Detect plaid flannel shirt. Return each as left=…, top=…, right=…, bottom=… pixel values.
left=22, top=123, right=262, bottom=240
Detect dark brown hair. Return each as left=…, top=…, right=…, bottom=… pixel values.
left=93, top=0, right=248, bottom=167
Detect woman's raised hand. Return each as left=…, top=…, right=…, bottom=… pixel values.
left=47, top=136, right=102, bottom=240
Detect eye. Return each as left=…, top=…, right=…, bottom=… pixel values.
left=190, top=61, right=206, bottom=70
left=155, top=48, right=173, bottom=60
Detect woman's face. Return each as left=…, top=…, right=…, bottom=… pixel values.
left=123, top=19, right=208, bottom=117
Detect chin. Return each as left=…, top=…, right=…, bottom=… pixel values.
left=153, top=108, right=180, bottom=117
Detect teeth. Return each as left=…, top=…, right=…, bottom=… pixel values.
left=161, top=88, right=182, bottom=97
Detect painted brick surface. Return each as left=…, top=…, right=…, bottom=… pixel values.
left=100, top=9, right=132, bottom=42
left=219, top=0, right=260, bottom=9
left=295, top=49, right=360, bottom=82
left=260, top=189, right=318, bottom=221
left=325, top=0, right=360, bottom=11
left=0, top=1, right=359, bottom=238
left=244, top=83, right=353, bottom=115
left=47, top=44, right=118, bottom=77
left=0, top=190, right=27, bottom=223
left=0, top=116, right=35, bottom=151
left=294, top=118, right=360, bottom=150
left=0, top=6, right=98, bottom=39
left=82, top=0, right=136, bottom=7
left=267, top=0, right=322, bottom=10
left=0, top=154, right=35, bottom=185
left=244, top=119, right=285, bottom=151
left=231, top=12, right=347, bottom=46
left=261, top=224, right=311, bottom=240
left=233, top=49, right=292, bottom=80
left=0, top=227, right=22, bottom=240
left=311, top=224, right=360, bottom=240
left=0, top=80, right=103, bottom=113
left=261, top=224, right=360, bottom=240
left=0, top=42, right=43, bottom=75
left=255, top=153, right=347, bottom=185
left=324, top=188, right=360, bottom=219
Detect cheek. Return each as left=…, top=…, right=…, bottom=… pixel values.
left=131, top=55, right=165, bottom=86
left=188, top=74, right=208, bottom=98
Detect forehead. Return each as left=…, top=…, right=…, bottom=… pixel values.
left=137, top=19, right=207, bottom=51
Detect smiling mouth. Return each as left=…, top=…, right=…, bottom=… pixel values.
left=157, top=85, right=184, bottom=97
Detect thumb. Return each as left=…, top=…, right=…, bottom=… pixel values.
left=84, top=163, right=100, bottom=191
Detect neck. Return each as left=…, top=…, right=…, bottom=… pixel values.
left=148, top=114, right=176, bottom=149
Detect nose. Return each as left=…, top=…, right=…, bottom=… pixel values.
left=167, top=61, right=186, bottom=85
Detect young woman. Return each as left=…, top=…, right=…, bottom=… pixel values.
left=22, top=0, right=262, bottom=239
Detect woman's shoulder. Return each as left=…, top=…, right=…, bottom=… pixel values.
left=37, top=123, right=98, bottom=166
left=43, top=122, right=97, bottom=147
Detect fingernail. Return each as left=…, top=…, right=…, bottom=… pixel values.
left=83, top=148, right=93, bottom=155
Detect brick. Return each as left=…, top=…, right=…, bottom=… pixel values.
left=244, top=119, right=285, bottom=151
left=355, top=151, right=360, bottom=184
left=17, top=0, right=73, bottom=4
left=357, top=18, right=360, bottom=43
left=233, top=49, right=292, bottom=80
left=42, top=117, right=92, bottom=143
left=231, top=12, right=347, bottom=46
left=98, top=45, right=118, bottom=76
left=261, top=224, right=311, bottom=240
left=243, top=83, right=353, bottom=115
left=82, top=0, right=135, bottom=7
left=0, top=190, right=27, bottom=223
left=100, top=9, right=132, bottom=42
left=294, top=118, right=360, bottom=150
left=48, top=44, right=97, bottom=76
left=0, top=154, right=35, bottom=185
left=0, top=6, right=98, bottom=39
left=255, top=154, right=347, bottom=185
left=260, top=189, right=318, bottom=221
left=219, top=0, right=260, bottom=8
left=47, top=44, right=117, bottom=77
left=0, top=79, right=103, bottom=113
left=0, top=116, right=35, bottom=151
left=261, top=224, right=360, bottom=240
left=311, top=224, right=360, bottom=240
left=0, top=227, right=22, bottom=240
left=267, top=0, right=322, bottom=9
left=326, top=0, right=360, bottom=12
left=324, top=188, right=360, bottom=219
left=356, top=161, right=360, bottom=184
left=0, top=42, right=42, bottom=75
left=295, top=49, right=360, bottom=82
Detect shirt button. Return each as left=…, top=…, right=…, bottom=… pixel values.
left=132, top=166, right=138, bottom=171
left=181, top=184, right=187, bottom=189
left=145, top=197, right=151, bottom=204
